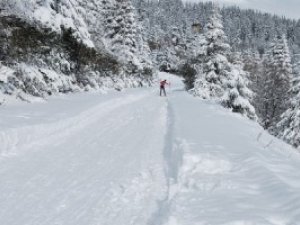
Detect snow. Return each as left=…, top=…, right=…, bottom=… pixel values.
left=1, top=73, right=300, bottom=225
left=0, top=64, right=14, bottom=83
left=161, top=90, right=300, bottom=225
left=3, top=0, right=94, bottom=47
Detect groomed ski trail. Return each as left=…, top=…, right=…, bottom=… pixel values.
left=0, top=88, right=169, bottom=225
left=157, top=75, right=300, bottom=225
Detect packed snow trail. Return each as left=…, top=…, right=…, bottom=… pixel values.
left=158, top=76, right=300, bottom=225
left=1, top=73, right=300, bottom=225
left=0, top=88, right=168, bottom=225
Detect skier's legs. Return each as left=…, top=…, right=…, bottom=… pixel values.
left=163, top=87, right=166, bottom=96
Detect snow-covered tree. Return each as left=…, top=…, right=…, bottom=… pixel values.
left=166, top=26, right=186, bottom=71
left=256, top=35, right=293, bottom=131
left=277, top=77, right=300, bottom=147
left=158, top=0, right=184, bottom=29
left=186, top=28, right=205, bottom=60
left=103, top=0, right=153, bottom=78
left=221, top=53, right=256, bottom=119
left=103, top=0, right=140, bottom=74
left=192, top=4, right=231, bottom=98
left=292, top=57, right=300, bottom=77
left=242, top=51, right=265, bottom=113
left=183, top=28, right=206, bottom=91
left=134, top=1, right=153, bottom=75
left=192, top=5, right=256, bottom=119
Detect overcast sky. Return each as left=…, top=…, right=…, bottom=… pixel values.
left=183, top=0, right=300, bottom=20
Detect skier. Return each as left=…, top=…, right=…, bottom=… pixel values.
left=160, top=79, right=169, bottom=96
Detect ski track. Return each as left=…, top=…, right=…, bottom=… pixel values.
left=1, top=73, right=300, bottom=225
left=0, top=88, right=168, bottom=225
left=160, top=91, right=300, bottom=225
left=0, top=91, right=150, bottom=158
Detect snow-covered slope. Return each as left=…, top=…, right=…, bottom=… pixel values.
left=159, top=76, right=300, bottom=225
left=0, top=0, right=154, bottom=104
left=1, top=0, right=94, bottom=47
left=0, top=73, right=300, bottom=225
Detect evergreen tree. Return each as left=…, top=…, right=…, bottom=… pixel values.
left=294, top=20, right=300, bottom=48
left=105, top=0, right=138, bottom=59
left=242, top=51, right=265, bottom=113
left=192, top=4, right=231, bottom=99
left=135, top=16, right=153, bottom=77
left=277, top=77, right=300, bottom=147
left=221, top=53, right=257, bottom=119
left=167, top=26, right=185, bottom=72
left=192, top=5, right=256, bottom=119
left=256, top=35, right=293, bottom=131
left=103, top=0, right=152, bottom=76
left=292, top=57, right=300, bottom=77
left=158, top=0, right=184, bottom=29
left=183, top=27, right=206, bottom=90
left=186, top=27, right=206, bottom=61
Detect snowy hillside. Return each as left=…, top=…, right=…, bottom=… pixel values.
left=0, top=0, right=154, bottom=105
left=1, top=0, right=94, bottom=47
left=1, top=73, right=300, bottom=225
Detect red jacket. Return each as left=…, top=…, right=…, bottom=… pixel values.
left=160, top=80, right=168, bottom=88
